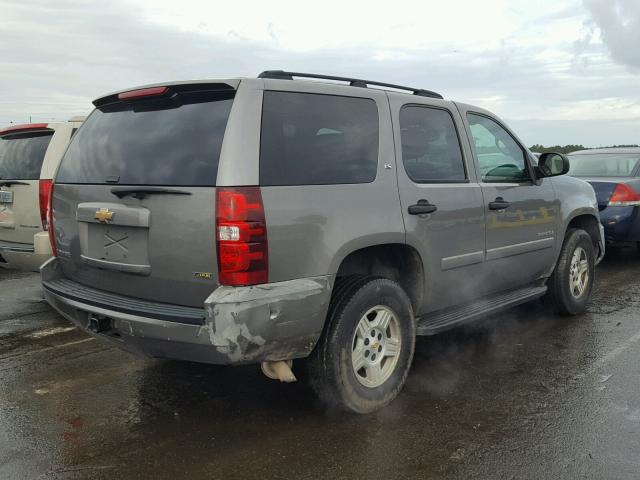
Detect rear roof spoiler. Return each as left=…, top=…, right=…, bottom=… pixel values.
left=93, top=80, right=239, bottom=108
left=0, top=123, right=51, bottom=136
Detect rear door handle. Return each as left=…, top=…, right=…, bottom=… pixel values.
left=408, top=199, right=437, bottom=215
left=488, top=197, right=510, bottom=210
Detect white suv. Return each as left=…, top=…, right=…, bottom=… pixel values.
left=0, top=117, right=84, bottom=271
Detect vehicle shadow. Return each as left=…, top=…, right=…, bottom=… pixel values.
left=91, top=247, right=640, bottom=426
left=131, top=291, right=584, bottom=420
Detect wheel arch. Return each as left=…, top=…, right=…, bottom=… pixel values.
left=332, top=243, right=425, bottom=314
left=547, top=212, right=602, bottom=278
left=564, top=212, right=602, bottom=256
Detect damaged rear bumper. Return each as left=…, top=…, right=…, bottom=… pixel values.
left=41, top=258, right=332, bottom=365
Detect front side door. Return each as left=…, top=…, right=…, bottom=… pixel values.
left=458, top=105, right=559, bottom=292
left=390, top=95, right=486, bottom=314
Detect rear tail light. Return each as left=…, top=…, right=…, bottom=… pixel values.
left=38, top=179, right=57, bottom=256
left=216, top=187, right=268, bottom=286
left=608, top=183, right=640, bottom=206
left=38, top=179, right=52, bottom=230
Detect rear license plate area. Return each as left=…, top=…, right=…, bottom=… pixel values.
left=0, top=191, right=13, bottom=204
left=0, top=205, right=14, bottom=228
left=79, top=223, right=150, bottom=274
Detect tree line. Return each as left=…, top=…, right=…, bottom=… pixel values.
left=529, top=144, right=639, bottom=154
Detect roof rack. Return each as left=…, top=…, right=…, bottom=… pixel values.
left=258, top=70, right=443, bottom=99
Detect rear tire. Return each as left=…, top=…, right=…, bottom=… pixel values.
left=546, top=228, right=595, bottom=315
left=307, top=277, right=416, bottom=414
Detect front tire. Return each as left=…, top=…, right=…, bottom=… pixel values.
left=307, top=277, right=416, bottom=414
left=546, top=228, right=595, bottom=315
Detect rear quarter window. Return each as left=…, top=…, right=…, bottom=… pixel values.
left=0, top=131, right=53, bottom=180
left=260, top=91, right=379, bottom=186
left=56, top=90, right=234, bottom=186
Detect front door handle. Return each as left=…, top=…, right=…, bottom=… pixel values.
left=488, top=197, right=510, bottom=210
left=408, top=199, right=437, bottom=215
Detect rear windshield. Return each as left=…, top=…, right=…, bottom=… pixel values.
left=0, top=131, right=53, bottom=180
left=260, top=91, right=379, bottom=185
left=56, top=89, right=234, bottom=186
left=568, top=154, right=640, bottom=177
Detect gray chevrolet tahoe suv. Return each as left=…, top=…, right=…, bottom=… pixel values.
left=42, top=71, right=605, bottom=413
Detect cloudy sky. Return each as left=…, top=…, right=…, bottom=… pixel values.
left=1, top=0, right=638, bottom=146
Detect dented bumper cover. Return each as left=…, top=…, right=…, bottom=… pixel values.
left=41, top=258, right=332, bottom=364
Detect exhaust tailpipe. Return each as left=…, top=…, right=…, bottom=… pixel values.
left=261, top=360, right=297, bottom=383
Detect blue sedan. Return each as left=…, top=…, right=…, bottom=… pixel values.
left=568, top=148, right=640, bottom=247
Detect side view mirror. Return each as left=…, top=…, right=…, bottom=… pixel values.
left=536, top=152, right=570, bottom=178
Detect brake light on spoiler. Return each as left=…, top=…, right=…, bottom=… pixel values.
left=216, top=187, right=268, bottom=286
left=117, top=86, right=169, bottom=101
left=0, top=123, right=49, bottom=136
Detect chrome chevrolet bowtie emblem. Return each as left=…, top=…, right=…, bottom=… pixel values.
left=95, top=208, right=114, bottom=223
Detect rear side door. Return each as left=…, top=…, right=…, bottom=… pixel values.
left=52, top=81, right=239, bottom=307
left=0, top=127, right=53, bottom=245
left=390, top=94, right=486, bottom=313
left=457, top=104, right=559, bottom=292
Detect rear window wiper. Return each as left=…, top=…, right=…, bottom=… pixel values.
left=110, top=186, right=192, bottom=200
left=0, top=180, right=29, bottom=186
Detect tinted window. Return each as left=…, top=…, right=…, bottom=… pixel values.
left=0, top=131, right=52, bottom=180
left=260, top=92, right=378, bottom=185
left=56, top=91, right=234, bottom=186
left=467, top=113, right=528, bottom=182
left=400, top=106, right=465, bottom=182
left=568, top=154, right=640, bottom=177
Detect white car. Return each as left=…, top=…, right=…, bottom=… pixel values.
left=0, top=117, right=85, bottom=271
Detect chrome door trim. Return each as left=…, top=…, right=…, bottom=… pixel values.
left=441, top=251, right=484, bottom=271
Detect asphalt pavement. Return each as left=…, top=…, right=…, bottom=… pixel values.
left=1, top=251, right=639, bottom=479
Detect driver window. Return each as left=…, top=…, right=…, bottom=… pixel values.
left=467, top=113, right=529, bottom=182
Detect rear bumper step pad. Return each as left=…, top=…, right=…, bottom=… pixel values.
left=43, top=278, right=206, bottom=325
